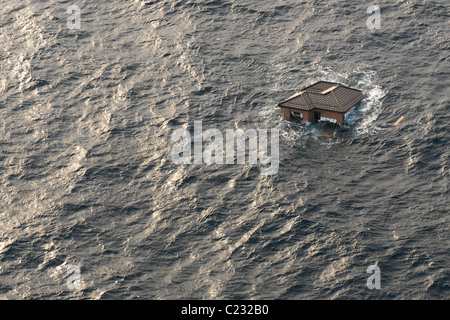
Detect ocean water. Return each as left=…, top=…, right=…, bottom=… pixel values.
left=0, top=0, right=448, bottom=299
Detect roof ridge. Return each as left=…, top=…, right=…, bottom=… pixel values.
left=301, top=93, right=310, bottom=109
left=331, top=91, right=343, bottom=111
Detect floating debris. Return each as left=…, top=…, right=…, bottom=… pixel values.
left=394, top=116, right=405, bottom=126
left=320, top=133, right=334, bottom=138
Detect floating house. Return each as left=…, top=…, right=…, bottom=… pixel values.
left=278, top=81, right=365, bottom=125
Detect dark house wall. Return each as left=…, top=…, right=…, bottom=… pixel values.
left=281, top=107, right=344, bottom=124
left=314, top=109, right=345, bottom=125
left=281, top=107, right=313, bottom=122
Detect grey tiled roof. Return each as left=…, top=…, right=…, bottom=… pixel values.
left=278, top=81, right=365, bottom=113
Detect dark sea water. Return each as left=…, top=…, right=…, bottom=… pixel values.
left=0, top=0, right=448, bottom=299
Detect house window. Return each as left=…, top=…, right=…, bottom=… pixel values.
left=290, top=111, right=303, bottom=120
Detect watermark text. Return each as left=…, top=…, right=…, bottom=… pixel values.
left=171, top=121, right=279, bottom=175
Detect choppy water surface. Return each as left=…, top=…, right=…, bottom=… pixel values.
left=0, top=0, right=448, bottom=299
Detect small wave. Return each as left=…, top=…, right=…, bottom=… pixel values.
left=338, top=67, right=386, bottom=135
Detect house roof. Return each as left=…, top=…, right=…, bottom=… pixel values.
left=278, top=81, right=365, bottom=113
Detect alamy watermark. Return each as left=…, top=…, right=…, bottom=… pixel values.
left=66, top=264, right=82, bottom=290
left=366, top=265, right=381, bottom=290
left=67, top=5, right=81, bottom=30
left=367, top=5, right=381, bottom=30
left=171, top=121, right=279, bottom=175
